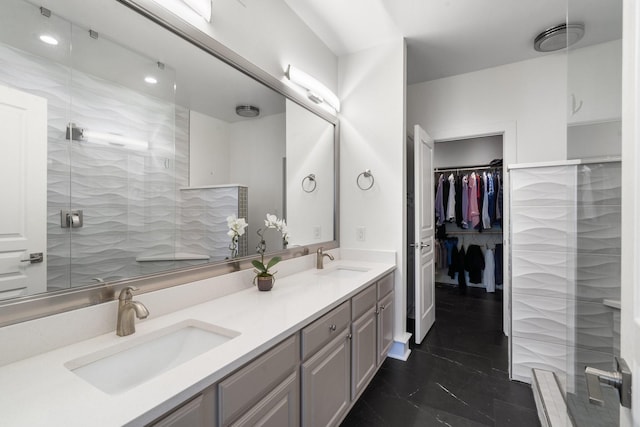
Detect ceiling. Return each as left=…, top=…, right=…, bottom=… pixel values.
left=3, top=0, right=285, bottom=123
left=284, top=0, right=623, bottom=85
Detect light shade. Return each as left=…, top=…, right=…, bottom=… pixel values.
left=285, top=65, right=340, bottom=112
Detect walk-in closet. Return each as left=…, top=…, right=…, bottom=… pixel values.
left=433, top=136, right=504, bottom=303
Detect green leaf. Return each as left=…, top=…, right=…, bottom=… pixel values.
left=251, top=260, right=267, bottom=272
left=266, top=256, right=281, bottom=270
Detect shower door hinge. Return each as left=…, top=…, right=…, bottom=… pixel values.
left=60, top=210, right=83, bottom=228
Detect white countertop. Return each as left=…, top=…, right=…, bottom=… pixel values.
left=0, top=258, right=395, bottom=426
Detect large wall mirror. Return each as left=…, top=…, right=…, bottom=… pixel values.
left=0, top=0, right=337, bottom=324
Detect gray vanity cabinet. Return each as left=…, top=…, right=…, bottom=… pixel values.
left=301, top=301, right=352, bottom=427
left=377, top=274, right=395, bottom=365
left=228, top=371, right=299, bottom=427
left=219, top=334, right=300, bottom=427
left=350, top=285, right=377, bottom=400
left=147, top=387, right=217, bottom=427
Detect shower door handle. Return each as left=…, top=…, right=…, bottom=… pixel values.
left=410, top=242, right=430, bottom=249
left=585, top=357, right=631, bottom=408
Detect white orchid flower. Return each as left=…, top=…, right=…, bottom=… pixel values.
left=265, top=213, right=279, bottom=228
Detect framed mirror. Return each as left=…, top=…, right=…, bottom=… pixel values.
left=0, top=0, right=338, bottom=326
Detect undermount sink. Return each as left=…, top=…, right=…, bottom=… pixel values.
left=317, top=266, right=370, bottom=279
left=65, top=320, right=240, bottom=395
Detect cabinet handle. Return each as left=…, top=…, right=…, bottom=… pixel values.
left=347, top=333, right=352, bottom=340
left=380, top=304, right=386, bottom=310
left=329, top=324, right=337, bottom=332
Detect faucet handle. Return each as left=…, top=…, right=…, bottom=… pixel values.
left=118, top=285, right=139, bottom=300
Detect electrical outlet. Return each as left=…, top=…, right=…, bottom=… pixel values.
left=313, top=226, right=321, bottom=239
left=356, top=227, right=366, bottom=242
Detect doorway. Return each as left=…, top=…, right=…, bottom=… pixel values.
left=407, top=122, right=515, bottom=372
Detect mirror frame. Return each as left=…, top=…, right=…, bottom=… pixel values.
left=0, top=0, right=340, bottom=327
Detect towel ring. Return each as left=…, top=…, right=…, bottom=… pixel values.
left=356, top=169, right=374, bottom=190
left=302, top=174, right=317, bottom=193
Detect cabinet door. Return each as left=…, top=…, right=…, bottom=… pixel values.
left=351, top=308, right=377, bottom=400
left=219, top=335, right=299, bottom=426
left=377, top=291, right=395, bottom=365
left=231, top=371, right=299, bottom=427
left=301, top=330, right=351, bottom=427
left=148, top=387, right=216, bottom=427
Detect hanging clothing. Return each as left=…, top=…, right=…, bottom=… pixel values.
left=446, top=173, right=456, bottom=222
left=468, top=173, right=480, bottom=228
left=457, top=246, right=467, bottom=293
left=465, top=244, right=485, bottom=284
left=461, top=175, right=469, bottom=229
left=448, top=245, right=459, bottom=279
left=443, top=237, right=459, bottom=267
left=495, top=244, right=503, bottom=285
left=443, top=175, right=450, bottom=222
left=481, top=172, right=491, bottom=229
left=487, top=172, right=496, bottom=225
left=496, top=171, right=503, bottom=228
left=483, top=248, right=495, bottom=293
left=454, top=175, right=463, bottom=228
left=435, top=174, right=445, bottom=226
left=474, top=172, right=484, bottom=231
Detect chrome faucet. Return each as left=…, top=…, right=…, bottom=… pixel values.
left=116, top=286, right=149, bottom=337
left=316, top=247, right=335, bottom=269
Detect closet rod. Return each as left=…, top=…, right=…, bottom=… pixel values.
left=434, top=164, right=499, bottom=173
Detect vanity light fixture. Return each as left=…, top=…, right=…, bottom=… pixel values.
left=39, top=34, right=59, bottom=46
left=66, top=124, right=149, bottom=150
left=285, top=64, right=340, bottom=112
left=152, top=0, right=212, bottom=22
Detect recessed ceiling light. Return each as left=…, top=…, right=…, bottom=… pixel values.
left=236, top=105, right=260, bottom=118
left=39, top=34, right=58, bottom=46
left=534, top=23, right=585, bottom=52
left=144, top=76, right=158, bottom=84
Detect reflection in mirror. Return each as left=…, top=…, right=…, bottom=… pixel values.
left=0, top=0, right=335, bottom=303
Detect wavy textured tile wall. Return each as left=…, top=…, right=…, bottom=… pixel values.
left=0, top=40, right=245, bottom=289
left=511, top=163, right=621, bottom=391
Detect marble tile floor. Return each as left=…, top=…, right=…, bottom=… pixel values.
left=341, top=284, right=541, bottom=427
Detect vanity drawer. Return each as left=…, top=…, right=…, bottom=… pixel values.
left=351, top=284, right=376, bottom=321
left=219, top=334, right=299, bottom=426
left=301, top=301, right=350, bottom=360
left=377, top=273, right=394, bottom=299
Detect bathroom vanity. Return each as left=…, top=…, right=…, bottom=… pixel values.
left=0, top=251, right=395, bottom=426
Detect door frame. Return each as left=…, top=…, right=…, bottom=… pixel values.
left=428, top=121, right=516, bottom=372
left=620, top=0, right=638, bottom=423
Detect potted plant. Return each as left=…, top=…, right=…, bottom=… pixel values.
left=252, top=214, right=289, bottom=291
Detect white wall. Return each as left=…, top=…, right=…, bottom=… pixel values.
left=338, top=38, right=406, bottom=341
left=434, top=135, right=503, bottom=169
left=408, top=52, right=568, bottom=164
left=568, top=40, right=622, bottom=126
left=189, top=110, right=231, bottom=186
left=285, top=100, right=334, bottom=245
left=229, top=114, right=286, bottom=253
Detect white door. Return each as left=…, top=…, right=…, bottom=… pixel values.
left=620, top=1, right=638, bottom=423
left=0, top=85, right=47, bottom=299
left=413, top=125, right=435, bottom=344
